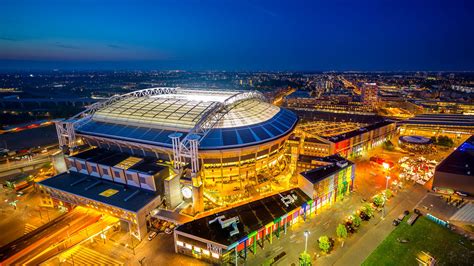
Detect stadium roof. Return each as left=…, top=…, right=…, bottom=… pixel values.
left=74, top=88, right=298, bottom=150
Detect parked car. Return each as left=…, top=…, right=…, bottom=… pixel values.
left=392, top=219, right=400, bottom=226
left=148, top=231, right=158, bottom=241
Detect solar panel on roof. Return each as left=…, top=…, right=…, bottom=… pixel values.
left=237, top=128, right=256, bottom=144
left=263, top=123, right=282, bottom=136
left=222, top=130, right=240, bottom=146
left=251, top=126, right=270, bottom=140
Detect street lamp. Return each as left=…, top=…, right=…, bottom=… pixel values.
left=304, top=230, right=310, bottom=254
left=383, top=176, right=390, bottom=218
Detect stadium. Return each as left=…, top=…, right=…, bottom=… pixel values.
left=43, top=88, right=298, bottom=238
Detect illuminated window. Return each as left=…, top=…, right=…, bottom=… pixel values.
left=202, top=250, right=210, bottom=256
left=176, top=241, right=184, bottom=247
left=185, top=243, right=192, bottom=250
left=211, top=252, right=219, bottom=259
left=194, top=247, right=201, bottom=253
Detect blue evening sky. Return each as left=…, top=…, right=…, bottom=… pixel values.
left=0, top=0, right=473, bottom=71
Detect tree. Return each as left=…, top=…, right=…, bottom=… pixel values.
left=373, top=194, right=385, bottom=207
left=437, top=135, right=454, bottom=147
left=363, top=203, right=374, bottom=217
left=382, top=140, right=395, bottom=151
left=318, top=236, right=332, bottom=253
left=384, top=189, right=393, bottom=198
left=299, top=252, right=312, bottom=266
left=336, top=223, right=348, bottom=240
left=352, top=214, right=362, bottom=228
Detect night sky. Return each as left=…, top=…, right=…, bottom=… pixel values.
left=1, top=0, right=473, bottom=71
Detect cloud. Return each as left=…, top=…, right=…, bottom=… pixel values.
left=54, top=42, right=80, bottom=49
left=108, top=44, right=124, bottom=49
left=0, top=37, right=20, bottom=41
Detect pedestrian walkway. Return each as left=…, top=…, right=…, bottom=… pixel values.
left=56, top=245, right=124, bottom=265
left=24, top=223, right=37, bottom=234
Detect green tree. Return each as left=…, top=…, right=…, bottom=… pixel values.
left=352, top=214, right=362, bottom=227
left=437, top=135, right=454, bottom=147
left=299, top=252, right=312, bottom=266
left=363, top=203, right=374, bottom=217
left=384, top=189, right=393, bottom=198
left=373, top=194, right=384, bottom=207
left=336, top=223, right=348, bottom=240
left=382, top=140, right=395, bottom=151
left=318, top=236, right=332, bottom=253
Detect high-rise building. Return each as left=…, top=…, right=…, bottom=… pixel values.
left=361, top=83, right=379, bottom=106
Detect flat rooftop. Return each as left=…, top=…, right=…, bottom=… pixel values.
left=176, top=188, right=310, bottom=247
left=300, top=154, right=354, bottom=184
left=323, top=120, right=394, bottom=143
left=73, top=148, right=167, bottom=175
left=436, top=136, right=474, bottom=177
left=399, top=114, right=474, bottom=127
left=40, top=172, right=159, bottom=212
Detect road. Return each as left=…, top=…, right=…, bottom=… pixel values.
left=0, top=207, right=102, bottom=265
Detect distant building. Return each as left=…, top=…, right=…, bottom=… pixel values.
left=361, top=83, right=379, bottom=106
left=432, top=136, right=474, bottom=196
left=398, top=113, right=474, bottom=135
left=292, top=120, right=396, bottom=158
left=298, top=154, right=355, bottom=206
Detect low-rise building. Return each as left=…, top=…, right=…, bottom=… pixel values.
left=174, top=188, right=312, bottom=264
left=298, top=155, right=355, bottom=207
left=433, top=136, right=474, bottom=196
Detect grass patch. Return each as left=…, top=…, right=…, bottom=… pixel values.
left=363, top=216, right=474, bottom=266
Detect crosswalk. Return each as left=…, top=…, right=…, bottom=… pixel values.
left=56, top=245, right=124, bottom=265
left=24, top=223, right=37, bottom=234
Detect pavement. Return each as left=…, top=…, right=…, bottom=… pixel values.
left=0, top=185, right=63, bottom=247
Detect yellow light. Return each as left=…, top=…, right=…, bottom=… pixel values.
left=211, top=252, right=219, bottom=259
left=194, top=247, right=201, bottom=252
left=382, top=162, right=390, bottom=170
left=203, top=250, right=210, bottom=256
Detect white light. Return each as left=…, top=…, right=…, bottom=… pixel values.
left=181, top=186, right=193, bottom=199
left=194, top=247, right=201, bottom=252
left=177, top=241, right=184, bottom=247
left=211, top=252, right=219, bottom=259
left=185, top=243, right=192, bottom=250
left=203, top=250, right=210, bottom=256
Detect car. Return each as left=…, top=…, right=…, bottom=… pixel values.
left=148, top=231, right=158, bottom=241
left=403, top=210, right=409, bottom=216
left=392, top=219, right=400, bottom=226
left=414, top=208, right=421, bottom=215
left=455, top=191, right=468, bottom=197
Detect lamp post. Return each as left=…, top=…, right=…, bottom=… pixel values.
left=383, top=176, right=390, bottom=218
left=304, top=230, right=310, bottom=254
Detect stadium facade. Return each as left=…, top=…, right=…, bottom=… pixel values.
left=41, top=88, right=298, bottom=240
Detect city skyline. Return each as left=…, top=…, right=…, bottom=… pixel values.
left=1, top=0, right=474, bottom=71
